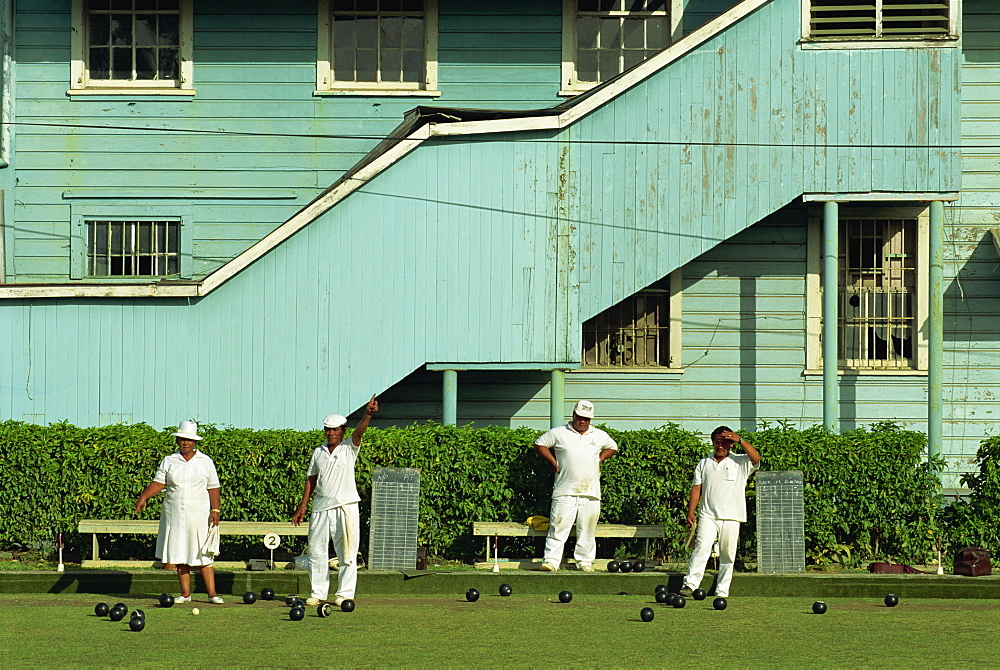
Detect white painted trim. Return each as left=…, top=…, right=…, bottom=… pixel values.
left=0, top=284, right=198, bottom=298
left=799, top=39, right=959, bottom=50
left=428, top=117, right=560, bottom=136
left=67, top=88, right=196, bottom=97
left=313, top=89, right=442, bottom=97
left=805, top=213, right=822, bottom=371
left=801, top=369, right=929, bottom=377
left=991, top=228, right=1000, bottom=260
left=668, top=269, right=683, bottom=370
left=804, top=192, right=960, bottom=202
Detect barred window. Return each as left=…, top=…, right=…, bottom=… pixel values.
left=87, top=220, right=180, bottom=277
left=839, top=219, right=916, bottom=369
left=808, top=0, right=952, bottom=39
left=583, top=284, right=670, bottom=368
left=566, top=0, right=672, bottom=90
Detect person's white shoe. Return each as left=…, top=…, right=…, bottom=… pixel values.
left=333, top=596, right=345, bottom=606
left=175, top=595, right=191, bottom=604
left=306, top=597, right=322, bottom=606
left=209, top=596, right=224, bottom=604
left=579, top=564, right=594, bottom=573
left=539, top=562, right=557, bottom=572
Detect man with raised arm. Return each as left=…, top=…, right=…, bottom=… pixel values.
left=679, top=426, right=760, bottom=599
left=293, top=394, right=378, bottom=606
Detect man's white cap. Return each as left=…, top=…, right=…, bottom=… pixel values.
left=171, top=420, right=203, bottom=441
left=573, top=400, right=595, bottom=419
left=323, top=414, right=348, bottom=428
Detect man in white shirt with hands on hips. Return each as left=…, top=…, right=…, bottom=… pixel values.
left=534, top=400, right=618, bottom=573
left=293, top=394, right=378, bottom=606
left=679, top=426, right=760, bottom=599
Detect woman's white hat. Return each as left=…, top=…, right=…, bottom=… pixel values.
left=172, top=420, right=203, bottom=441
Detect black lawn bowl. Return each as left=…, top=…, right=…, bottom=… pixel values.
left=158, top=593, right=174, bottom=608
left=261, top=588, right=275, bottom=601
left=285, top=595, right=297, bottom=607
left=113, top=603, right=127, bottom=613
left=108, top=606, right=127, bottom=622
left=655, top=591, right=670, bottom=604
left=340, top=599, right=356, bottom=613
left=499, top=584, right=513, bottom=597
left=640, top=607, right=654, bottom=622
left=632, top=560, right=646, bottom=573
left=558, top=591, right=573, bottom=603
left=289, top=606, right=305, bottom=621
left=619, top=561, right=633, bottom=574
left=128, top=616, right=146, bottom=632
left=132, top=609, right=145, bottom=620
left=692, top=589, right=707, bottom=601
left=713, top=597, right=728, bottom=611
left=243, top=591, right=258, bottom=605
left=666, top=593, right=679, bottom=606
left=607, top=561, right=620, bottom=573
left=672, top=596, right=686, bottom=609
left=292, top=598, right=306, bottom=609
left=655, top=584, right=668, bottom=594
left=466, top=588, right=480, bottom=602
left=317, top=603, right=333, bottom=618
left=812, top=601, right=828, bottom=614
left=884, top=594, right=899, bottom=607
left=94, top=603, right=110, bottom=617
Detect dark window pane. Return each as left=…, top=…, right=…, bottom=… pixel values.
left=89, top=48, right=111, bottom=78
left=134, top=15, right=156, bottom=46
left=110, top=223, right=123, bottom=255
left=598, top=0, right=616, bottom=11
left=158, top=0, right=180, bottom=8
left=332, top=0, right=355, bottom=9
left=380, top=48, right=401, bottom=81
left=599, top=17, right=621, bottom=49
left=622, top=17, right=644, bottom=48
left=138, top=221, right=152, bottom=253
left=333, top=48, right=356, bottom=80
left=356, top=48, right=377, bottom=81
left=356, top=16, right=377, bottom=45
left=623, top=49, right=644, bottom=70
left=136, top=0, right=158, bottom=9
left=110, top=0, right=131, bottom=9
left=402, top=49, right=423, bottom=82
left=167, top=254, right=178, bottom=275
left=333, top=16, right=356, bottom=48
left=135, top=47, right=156, bottom=78
left=357, top=0, right=377, bottom=10
left=112, top=47, right=132, bottom=79
left=159, top=47, right=178, bottom=79
left=89, top=14, right=110, bottom=45
left=577, top=16, right=598, bottom=49
left=578, top=0, right=599, bottom=10
left=577, top=49, right=598, bottom=81
left=381, top=16, right=402, bottom=47
left=159, top=14, right=179, bottom=45
left=381, top=0, right=402, bottom=10
left=168, top=222, right=179, bottom=255
left=400, top=0, right=423, bottom=10
left=627, top=0, right=646, bottom=10
left=90, top=0, right=112, bottom=9
left=111, top=14, right=132, bottom=45
left=597, top=48, right=620, bottom=80
left=156, top=222, right=167, bottom=253
left=400, top=16, right=423, bottom=49
left=137, top=256, right=153, bottom=275
left=646, top=16, right=667, bottom=47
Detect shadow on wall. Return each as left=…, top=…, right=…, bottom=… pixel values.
left=944, top=231, right=1000, bottom=343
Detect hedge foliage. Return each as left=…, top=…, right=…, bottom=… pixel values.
left=0, top=419, right=989, bottom=566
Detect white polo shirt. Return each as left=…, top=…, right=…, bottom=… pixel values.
left=692, top=453, right=758, bottom=522
left=536, top=423, right=618, bottom=500
left=307, top=441, right=361, bottom=513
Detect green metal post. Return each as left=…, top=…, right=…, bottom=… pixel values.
left=550, top=369, right=565, bottom=428
left=928, top=201, right=944, bottom=474
left=822, top=201, right=839, bottom=431
left=442, top=369, right=457, bottom=426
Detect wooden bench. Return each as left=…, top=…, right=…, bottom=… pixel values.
left=473, top=522, right=665, bottom=564
left=77, top=519, right=310, bottom=567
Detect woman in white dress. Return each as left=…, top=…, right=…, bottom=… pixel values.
left=135, top=421, right=223, bottom=603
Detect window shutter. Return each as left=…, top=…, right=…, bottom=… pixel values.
left=809, top=0, right=951, bottom=39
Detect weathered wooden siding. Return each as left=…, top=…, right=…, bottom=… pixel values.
left=5, top=0, right=564, bottom=282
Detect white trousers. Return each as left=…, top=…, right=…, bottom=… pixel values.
left=683, top=517, right=741, bottom=597
left=307, top=503, right=359, bottom=600
left=543, top=495, right=600, bottom=567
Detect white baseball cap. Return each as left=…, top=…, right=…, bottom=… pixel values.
left=171, top=420, right=203, bottom=441
left=323, top=414, right=348, bottom=428
left=573, top=400, right=595, bottom=419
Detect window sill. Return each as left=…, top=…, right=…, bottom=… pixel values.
left=313, top=89, right=442, bottom=97
left=572, top=367, right=685, bottom=374
left=799, top=37, right=958, bottom=50
left=558, top=88, right=589, bottom=97
left=802, top=368, right=928, bottom=377
left=68, top=88, right=196, bottom=97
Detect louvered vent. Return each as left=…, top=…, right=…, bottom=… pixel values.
left=809, top=1, right=951, bottom=38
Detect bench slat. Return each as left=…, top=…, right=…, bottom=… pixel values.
left=473, top=522, right=664, bottom=538
left=77, top=519, right=310, bottom=536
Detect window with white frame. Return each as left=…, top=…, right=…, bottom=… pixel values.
left=562, top=0, right=679, bottom=94
left=805, top=207, right=928, bottom=373
left=806, top=0, right=955, bottom=40
left=87, top=220, right=180, bottom=277
left=71, top=0, right=193, bottom=93
left=582, top=272, right=682, bottom=369
left=317, top=0, right=439, bottom=95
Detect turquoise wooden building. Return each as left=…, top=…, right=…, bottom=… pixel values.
left=0, top=0, right=996, bottom=489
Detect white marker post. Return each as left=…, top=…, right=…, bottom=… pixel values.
left=57, top=532, right=65, bottom=572
left=263, top=532, right=281, bottom=569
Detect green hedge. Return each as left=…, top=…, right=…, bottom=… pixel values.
left=0, top=419, right=982, bottom=566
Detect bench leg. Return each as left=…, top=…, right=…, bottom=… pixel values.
left=92, top=534, right=99, bottom=561
left=485, top=537, right=490, bottom=564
